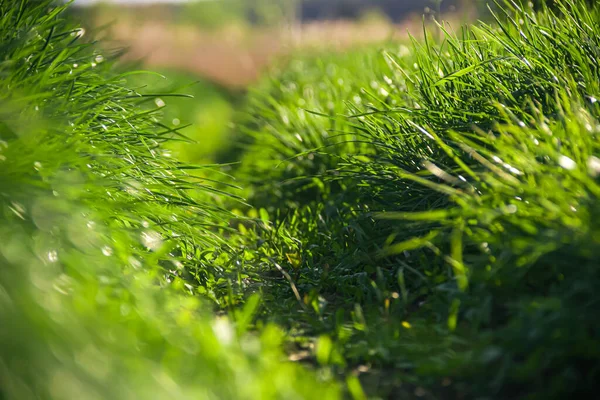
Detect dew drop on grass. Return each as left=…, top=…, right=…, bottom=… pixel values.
left=559, top=155, right=577, bottom=170
left=154, top=98, right=165, bottom=108
left=94, top=54, right=104, bottom=63
left=129, top=256, right=142, bottom=270
left=480, top=242, right=490, bottom=253
left=172, top=118, right=180, bottom=126
left=212, top=317, right=233, bottom=345
left=86, top=221, right=95, bottom=229
left=141, top=230, right=162, bottom=251
left=33, top=161, right=42, bottom=171
left=505, top=164, right=523, bottom=175
left=587, top=156, right=600, bottom=177
left=47, top=250, right=58, bottom=263
left=101, top=246, right=113, bottom=257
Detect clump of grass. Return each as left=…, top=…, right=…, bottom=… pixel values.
left=0, top=1, right=340, bottom=399
left=234, top=0, right=600, bottom=398
left=235, top=47, right=393, bottom=208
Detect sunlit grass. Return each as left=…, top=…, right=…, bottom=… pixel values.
left=233, top=0, right=600, bottom=398
left=2, top=0, right=599, bottom=399
left=0, top=1, right=338, bottom=399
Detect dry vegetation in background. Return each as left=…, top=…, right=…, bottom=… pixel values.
left=84, top=7, right=473, bottom=87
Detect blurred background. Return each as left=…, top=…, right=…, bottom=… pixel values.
left=69, top=0, right=481, bottom=164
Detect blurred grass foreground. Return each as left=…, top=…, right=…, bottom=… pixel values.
left=2, top=0, right=600, bottom=399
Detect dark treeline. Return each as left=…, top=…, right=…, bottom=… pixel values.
left=299, top=0, right=461, bottom=21
left=299, top=0, right=598, bottom=21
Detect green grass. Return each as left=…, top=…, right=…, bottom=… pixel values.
left=230, top=0, right=600, bottom=398
left=0, top=1, right=338, bottom=399
left=2, top=0, right=600, bottom=399
left=122, top=70, right=240, bottom=164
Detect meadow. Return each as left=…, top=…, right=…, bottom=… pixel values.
left=1, top=0, right=599, bottom=399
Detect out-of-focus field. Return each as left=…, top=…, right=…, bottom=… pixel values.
left=73, top=4, right=471, bottom=164
left=108, top=18, right=427, bottom=87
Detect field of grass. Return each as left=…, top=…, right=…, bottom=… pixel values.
left=1, top=0, right=599, bottom=399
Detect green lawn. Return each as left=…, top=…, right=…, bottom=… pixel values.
left=1, top=1, right=599, bottom=399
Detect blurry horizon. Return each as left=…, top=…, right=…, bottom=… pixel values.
left=73, top=0, right=464, bottom=22
left=71, top=0, right=475, bottom=162
left=73, top=0, right=201, bottom=4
